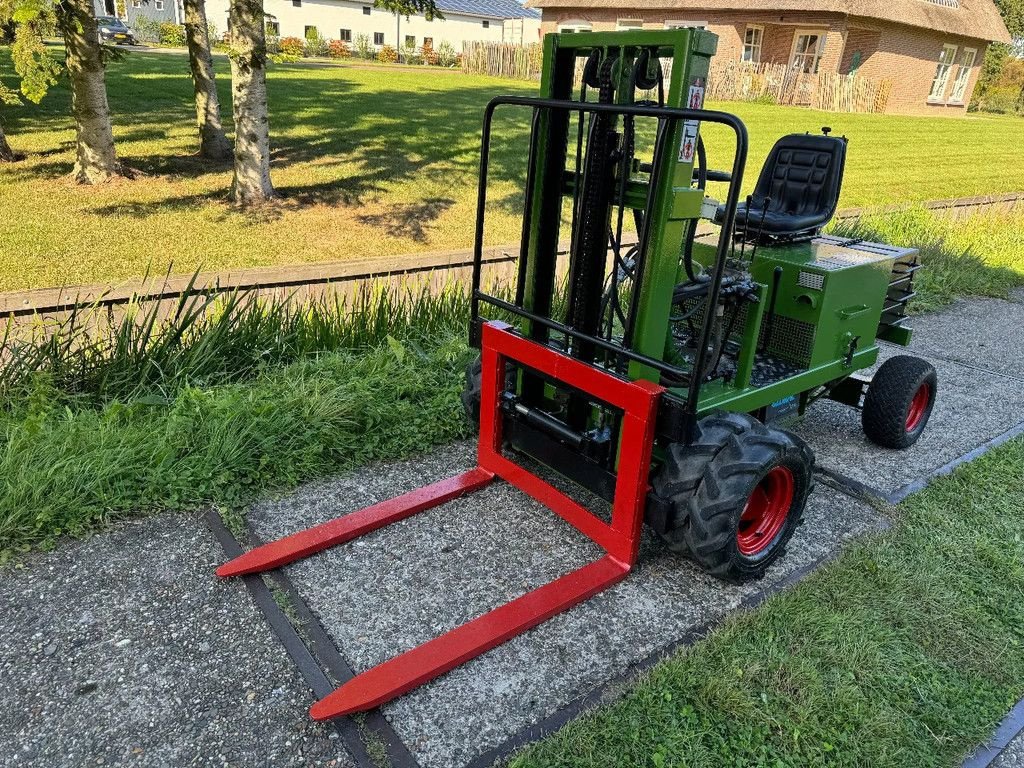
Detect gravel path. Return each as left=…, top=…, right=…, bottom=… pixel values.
left=0, top=514, right=352, bottom=768
left=994, top=732, right=1024, bottom=767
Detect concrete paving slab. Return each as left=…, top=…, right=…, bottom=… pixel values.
left=903, top=297, right=1024, bottom=380
left=248, top=441, right=884, bottom=768
left=0, top=515, right=352, bottom=768
left=793, top=343, right=1024, bottom=499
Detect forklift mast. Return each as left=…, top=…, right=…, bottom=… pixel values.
left=471, top=29, right=749, bottom=448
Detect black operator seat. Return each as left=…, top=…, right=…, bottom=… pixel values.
left=716, top=131, right=848, bottom=243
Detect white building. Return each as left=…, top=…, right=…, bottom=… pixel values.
left=199, top=0, right=541, bottom=49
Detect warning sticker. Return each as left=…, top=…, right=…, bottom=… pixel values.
left=688, top=79, right=706, bottom=110
left=678, top=120, right=700, bottom=164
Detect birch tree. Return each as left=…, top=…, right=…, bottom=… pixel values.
left=183, top=0, right=232, bottom=159
left=226, top=0, right=441, bottom=206
left=57, top=0, right=122, bottom=182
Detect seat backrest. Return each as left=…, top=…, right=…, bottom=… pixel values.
left=753, top=133, right=847, bottom=223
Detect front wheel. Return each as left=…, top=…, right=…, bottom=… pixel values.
left=652, top=411, right=815, bottom=583
left=862, top=355, right=937, bottom=449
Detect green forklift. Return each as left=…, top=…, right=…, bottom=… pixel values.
left=217, top=27, right=939, bottom=718
left=463, top=27, right=937, bottom=582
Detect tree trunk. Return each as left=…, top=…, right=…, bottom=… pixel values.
left=184, top=0, right=232, bottom=160
left=58, top=0, right=120, bottom=183
left=229, top=0, right=274, bottom=205
left=0, top=119, right=15, bottom=162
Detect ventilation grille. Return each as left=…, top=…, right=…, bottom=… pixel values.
left=759, top=316, right=816, bottom=367
left=798, top=271, right=825, bottom=290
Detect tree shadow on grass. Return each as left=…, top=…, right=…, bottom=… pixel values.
left=5, top=50, right=536, bottom=239
left=355, top=197, right=456, bottom=242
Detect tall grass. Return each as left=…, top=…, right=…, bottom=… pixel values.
left=0, top=280, right=472, bottom=406
left=830, top=207, right=1024, bottom=313
left=0, top=339, right=474, bottom=552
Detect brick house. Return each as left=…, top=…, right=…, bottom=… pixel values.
left=527, top=0, right=1012, bottom=114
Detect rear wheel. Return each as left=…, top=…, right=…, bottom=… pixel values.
left=862, top=355, right=937, bottom=449
left=652, top=412, right=815, bottom=583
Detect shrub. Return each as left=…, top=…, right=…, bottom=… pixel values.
left=327, top=39, right=351, bottom=58
left=377, top=44, right=398, bottom=63
left=436, top=40, right=457, bottom=68
left=304, top=29, right=330, bottom=58
left=129, top=15, right=161, bottom=44
left=420, top=40, right=439, bottom=66
left=158, top=21, right=185, bottom=47
left=354, top=33, right=373, bottom=59
left=278, top=36, right=305, bottom=57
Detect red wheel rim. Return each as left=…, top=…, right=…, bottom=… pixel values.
left=905, top=383, right=931, bottom=432
left=736, top=466, right=795, bottom=557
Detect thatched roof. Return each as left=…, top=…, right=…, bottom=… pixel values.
left=526, top=0, right=1012, bottom=43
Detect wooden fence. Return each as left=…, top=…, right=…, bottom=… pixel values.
left=462, top=42, right=545, bottom=81
left=462, top=43, right=892, bottom=114
left=708, top=60, right=892, bottom=113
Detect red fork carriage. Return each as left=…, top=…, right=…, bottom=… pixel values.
left=217, top=322, right=664, bottom=720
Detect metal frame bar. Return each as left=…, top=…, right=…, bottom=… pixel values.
left=217, top=321, right=663, bottom=720
left=471, top=95, right=747, bottom=440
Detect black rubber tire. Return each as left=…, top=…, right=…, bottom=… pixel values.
left=461, top=357, right=485, bottom=426
left=460, top=356, right=516, bottom=427
left=652, top=411, right=815, bottom=583
left=862, top=355, right=937, bottom=449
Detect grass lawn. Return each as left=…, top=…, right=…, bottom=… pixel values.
left=1, top=47, right=1024, bottom=292
left=513, top=437, right=1024, bottom=768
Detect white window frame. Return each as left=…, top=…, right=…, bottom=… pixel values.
left=664, top=20, right=708, bottom=29
left=790, top=30, right=827, bottom=74
left=154, top=0, right=163, bottom=8
left=131, top=0, right=141, bottom=8
left=929, top=43, right=959, bottom=101
left=948, top=46, right=977, bottom=103
left=742, top=24, right=763, bottom=63
left=616, top=18, right=644, bottom=31
left=557, top=20, right=592, bottom=33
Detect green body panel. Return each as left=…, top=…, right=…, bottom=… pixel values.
left=682, top=236, right=918, bottom=415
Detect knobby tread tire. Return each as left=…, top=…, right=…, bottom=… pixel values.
left=862, top=355, right=937, bottom=449
left=461, top=356, right=516, bottom=427
left=653, top=411, right=815, bottom=583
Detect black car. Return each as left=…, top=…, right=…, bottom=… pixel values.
left=96, top=16, right=137, bottom=45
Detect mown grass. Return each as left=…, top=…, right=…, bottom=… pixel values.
left=513, top=437, right=1024, bottom=768
left=1, top=47, right=1023, bottom=292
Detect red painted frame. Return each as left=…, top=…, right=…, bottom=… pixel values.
left=217, top=321, right=663, bottom=720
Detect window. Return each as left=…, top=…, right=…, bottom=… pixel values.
left=374, top=31, right=384, bottom=45
left=339, top=28, right=351, bottom=42
left=482, top=19, right=489, bottom=28
left=742, top=25, right=763, bottom=63
left=362, top=5, right=371, bottom=14
left=291, top=0, right=300, bottom=6
left=665, top=20, right=707, bottom=29
left=557, top=20, right=592, bottom=33
left=266, top=21, right=280, bottom=36
left=423, top=36, right=433, bottom=47
left=405, top=34, right=415, bottom=46
left=154, top=0, right=163, bottom=9
left=131, top=0, right=140, bottom=8
left=929, top=43, right=958, bottom=100
left=304, top=25, right=318, bottom=39
left=790, top=31, right=826, bottom=74
left=949, top=46, right=977, bottom=103
left=616, top=19, right=643, bottom=31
